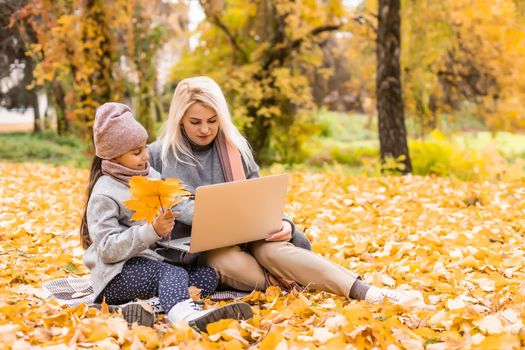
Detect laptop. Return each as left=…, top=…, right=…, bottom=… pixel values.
left=157, top=173, right=290, bottom=253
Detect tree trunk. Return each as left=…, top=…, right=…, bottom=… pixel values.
left=376, top=0, right=412, bottom=173
left=245, top=103, right=271, bottom=164
left=24, top=58, right=41, bottom=134
left=31, top=91, right=41, bottom=133
left=136, top=91, right=155, bottom=142
left=52, top=80, right=69, bottom=135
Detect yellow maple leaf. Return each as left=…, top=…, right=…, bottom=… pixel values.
left=124, top=176, right=190, bottom=223
left=259, top=331, right=286, bottom=350
left=206, top=318, right=239, bottom=336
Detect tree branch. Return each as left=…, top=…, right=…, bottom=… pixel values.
left=262, top=23, right=343, bottom=70
left=310, top=24, right=343, bottom=36
left=352, top=15, right=377, bottom=34
left=210, top=15, right=248, bottom=63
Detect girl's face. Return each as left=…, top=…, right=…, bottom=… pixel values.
left=113, top=142, right=149, bottom=170
left=181, top=102, right=219, bottom=146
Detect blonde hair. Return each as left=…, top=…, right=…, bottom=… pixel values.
left=158, top=76, right=252, bottom=166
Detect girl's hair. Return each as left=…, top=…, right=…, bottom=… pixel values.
left=158, top=76, right=252, bottom=166
left=79, top=155, right=103, bottom=249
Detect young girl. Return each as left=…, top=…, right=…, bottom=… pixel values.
left=80, top=102, right=252, bottom=331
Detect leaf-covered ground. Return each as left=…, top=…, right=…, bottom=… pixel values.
left=1, top=162, right=524, bottom=349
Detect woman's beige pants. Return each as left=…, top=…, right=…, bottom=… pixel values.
left=199, top=240, right=359, bottom=297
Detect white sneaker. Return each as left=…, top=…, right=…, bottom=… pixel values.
left=365, top=286, right=424, bottom=304
left=90, top=300, right=156, bottom=327
left=120, top=297, right=163, bottom=313
left=167, top=299, right=253, bottom=332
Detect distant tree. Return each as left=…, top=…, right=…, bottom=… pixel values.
left=173, top=0, right=347, bottom=164
left=15, top=0, right=123, bottom=137
left=17, top=0, right=184, bottom=140
left=376, top=0, right=411, bottom=173
left=353, top=0, right=525, bottom=135
left=0, top=0, right=41, bottom=132
left=400, top=0, right=525, bottom=133
left=438, top=0, right=525, bottom=131
left=121, top=0, right=180, bottom=142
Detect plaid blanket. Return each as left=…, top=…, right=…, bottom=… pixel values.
left=41, top=276, right=249, bottom=313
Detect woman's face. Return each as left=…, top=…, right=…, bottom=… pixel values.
left=181, top=102, right=219, bottom=146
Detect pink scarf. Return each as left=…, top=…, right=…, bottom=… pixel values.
left=101, top=160, right=150, bottom=185
left=215, top=132, right=246, bottom=182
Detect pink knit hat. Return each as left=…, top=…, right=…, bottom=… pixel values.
left=93, top=102, right=148, bottom=159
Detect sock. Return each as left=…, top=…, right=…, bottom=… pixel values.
left=364, top=286, right=384, bottom=303
left=349, top=279, right=370, bottom=300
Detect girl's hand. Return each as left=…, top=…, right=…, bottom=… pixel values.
left=265, top=220, right=292, bottom=242
left=152, top=209, right=176, bottom=238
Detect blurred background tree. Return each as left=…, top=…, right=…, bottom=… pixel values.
left=12, top=0, right=187, bottom=141
left=376, top=0, right=411, bottom=173
left=172, top=0, right=347, bottom=164
left=1, top=0, right=524, bottom=174
left=1, top=0, right=41, bottom=132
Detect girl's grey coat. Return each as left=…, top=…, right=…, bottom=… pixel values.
left=83, top=169, right=164, bottom=300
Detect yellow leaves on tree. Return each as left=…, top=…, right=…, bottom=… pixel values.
left=124, top=176, right=190, bottom=223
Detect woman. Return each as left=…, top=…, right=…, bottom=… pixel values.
left=149, top=76, right=423, bottom=304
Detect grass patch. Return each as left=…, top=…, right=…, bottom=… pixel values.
left=0, top=131, right=90, bottom=168
left=304, top=111, right=525, bottom=180
left=2, top=113, right=525, bottom=182
left=315, top=109, right=377, bottom=142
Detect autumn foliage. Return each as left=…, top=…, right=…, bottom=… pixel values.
left=14, top=0, right=182, bottom=140
left=7, top=0, right=525, bottom=167
left=124, top=176, right=189, bottom=223
left=349, top=0, right=525, bottom=134
left=1, top=162, right=525, bottom=348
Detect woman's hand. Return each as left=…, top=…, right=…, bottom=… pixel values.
left=265, top=220, right=292, bottom=242
left=152, top=209, right=176, bottom=238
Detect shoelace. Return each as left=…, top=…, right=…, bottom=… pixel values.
left=381, top=290, right=402, bottom=302
left=189, top=301, right=201, bottom=311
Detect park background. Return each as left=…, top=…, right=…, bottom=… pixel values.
left=1, top=0, right=525, bottom=349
